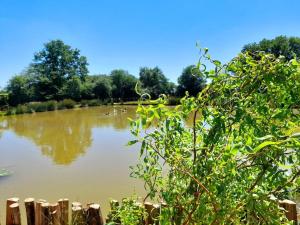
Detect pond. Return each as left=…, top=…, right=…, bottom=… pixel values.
left=0, top=106, right=145, bottom=223
left=0, top=106, right=299, bottom=223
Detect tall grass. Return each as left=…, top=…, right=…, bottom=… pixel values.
left=5, top=99, right=77, bottom=115
left=57, top=99, right=76, bottom=110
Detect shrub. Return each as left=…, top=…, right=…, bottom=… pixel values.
left=15, top=105, right=26, bottom=114
left=107, top=197, right=146, bottom=225
left=46, top=100, right=57, bottom=111
left=86, top=99, right=102, bottom=107
left=33, top=102, right=48, bottom=112
left=57, top=99, right=76, bottom=110
left=167, top=96, right=180, bottom=105
left=129, top=50, right=300, bottom=224
left=80, top=99, right=89, bottom=107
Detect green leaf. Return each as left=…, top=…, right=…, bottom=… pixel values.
left=290, top=132, right=300, bottom=138
left=253, top=141, right=280, bottom=153
left=127, top=140, right=139, bottom=146
left=255, top=135, right=274, bottom=141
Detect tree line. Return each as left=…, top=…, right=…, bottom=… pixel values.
left=2, top=35, right=300, bottom=107
left=1, top=40, right=206, bottom=107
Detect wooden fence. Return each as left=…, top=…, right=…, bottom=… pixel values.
left=2, top=197, right=299, bottom=225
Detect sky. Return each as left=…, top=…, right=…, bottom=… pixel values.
left=1, top=0, right=300, bottom=88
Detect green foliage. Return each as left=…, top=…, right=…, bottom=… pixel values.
left=61, top=76, right=83, bottom=101
left=129, top=50, right=300, bottom=224
left=57, top=99, right=76, bottom=109
left=177, top=65, right=206, bottom=97
left=94, top=76, right=112, bottom=100
left=0, top=92, right=9, bottom=109
left=7, top=74, right=35, bottom=105
left=46, top=100, right=57, bottom=111
left=15, top=104, right=29, bottom=114
left=33, top=39, right=88, bottom=100
left=111, top=70, right=138, bottom=100
left=107, top=197, right=146, bottom=225
left=167, top=96, right=181, bottom=105
left=139, top=67, right=173, bottom=98
left=5, top=100, right=77, bottom=115
left=243, top=35, right=300, bottom=61
left=80, top=99, right=104, bottom=107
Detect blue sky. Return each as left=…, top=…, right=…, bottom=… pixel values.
left=1, top=0, right=300, bottom=88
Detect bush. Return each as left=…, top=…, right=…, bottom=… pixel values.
left=46, top=100, right=57, bottom=111
left=85, top=99, right=102, bottom=107
left=80, top=99, right=89, bottom=107
left=15, top=105, right=27, bottom=114
left=33, top=102, right=48, bottom=112
left=129, top=50, right=300, bottom=224
left=167, top=96, right=180, bottom=105
left=57, top=99, right=76, bottom=110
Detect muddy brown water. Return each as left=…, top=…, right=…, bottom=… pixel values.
left=0, top=106, right=145, bottom=224
left=0, top=106, right=299, bottom=223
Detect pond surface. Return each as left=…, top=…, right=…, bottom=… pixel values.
left=0, top=106, right=145, bottom=223
left=0, top=106, right=299, bottom=222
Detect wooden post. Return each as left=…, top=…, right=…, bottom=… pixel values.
left=35, top=199, right=46, bottom=225
left=71, top=202, right=82, bottom=208
left=86, top=204, right=104, bottom=225
left=24, top=198, right=35, bottom=225
left=8, top=203, right=21, bottom=225
left=152, top=204, right=160, bottom=225
left=41, top=203, right=51, bottom=225
left=6, top=198, right=19, bottom=225
left=58, top=199, right=69, bottom=225
left=279, top=200, right=298, bottom=224
left=71, top=206, right=85, bottom=225
left=144, top=202, right=155, bottom=225
left=50, top=203, right=59, bottom=225
left=144, top=202, right=160, bottom=225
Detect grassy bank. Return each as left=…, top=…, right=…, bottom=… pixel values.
left=116, top=97, right=181, bottom=106
left=2, top=99, right=112, bottom=116
left=0, top=97, right=180, bottom=116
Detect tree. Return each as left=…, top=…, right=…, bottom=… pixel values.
left=33, top=40, right=89, bottom=100
left=61, top=76, right=83, bottom=101
left=110, top=70, right=138, bottom=100
left=0, top=92, right=9, bottom=108
left=139, top=67, right=171, bottom=98
left=128, top=50, right=300, bottom=224
left=242, top=35, right=300, bottom=60
left=93, top=76, right=112, bottom=100
left=7, top=74, right=35, bottom=105
left=177, top=65, right=206, bottom=96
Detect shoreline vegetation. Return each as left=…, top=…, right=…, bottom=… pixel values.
left=0, top=96, right=181, bottom=116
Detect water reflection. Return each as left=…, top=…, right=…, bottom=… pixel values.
left=1, top=106, right=136, bottom=165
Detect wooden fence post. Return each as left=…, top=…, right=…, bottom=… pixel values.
left=279, top=200, right=298, bottom=224
left=41, top=203, right=51, bottom=225
left=71, top=206, right=85, bottom=225
left=8, top=203, right=21, bottom=225
left=86, top=204, right=104, bottom=225
left=71, top=202, right=82, bottom=208
left=6, top=198, right=19, bottom=225
left=58, top=199, right=69, bottom=225
left=35, top=199, right=46, bottom=225
left=24, top=198, right=35, bottom=225
left=50, top=203, right=59, bottom=225
left=144, top=202, right=160, bottom=225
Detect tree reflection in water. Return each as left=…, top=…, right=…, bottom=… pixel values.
left=1, top=106, right=136, bottom=165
